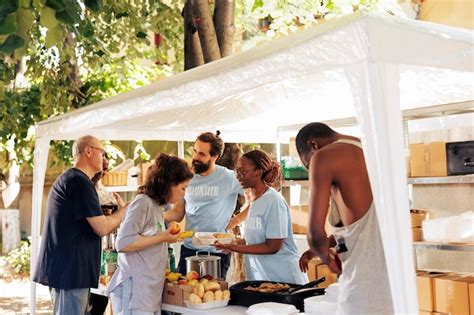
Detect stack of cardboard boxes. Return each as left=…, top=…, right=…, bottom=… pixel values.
left=411, top=209, right=430, bottom=242
left=417, top=271, right=474, bottom=314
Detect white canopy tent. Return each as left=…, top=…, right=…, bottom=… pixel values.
left=30, top=11, right=474, bottom=313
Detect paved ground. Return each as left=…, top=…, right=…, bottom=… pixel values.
left=0, top=256, right=53, bottom=315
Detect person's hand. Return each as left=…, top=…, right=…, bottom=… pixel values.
left=160, top=227, right=180, bottom=244
left=112, top=192, right=126, bottom=209
left=325, top=247, right=342, bottom=275
left=213, top=241, right=233, bottom=254
left=299, top=249, right=316, bottom=272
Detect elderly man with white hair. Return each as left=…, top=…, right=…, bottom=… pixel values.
left=33, top=135, right=127, bottom=315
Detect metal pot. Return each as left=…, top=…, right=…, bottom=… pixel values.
left=185, top=252, right=221, bottom=279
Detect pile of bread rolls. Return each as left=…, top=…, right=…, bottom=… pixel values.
left=188, top=279, right=230, bottom=304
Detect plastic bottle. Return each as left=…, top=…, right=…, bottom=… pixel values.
left=168, top=246, right=176, bottom=272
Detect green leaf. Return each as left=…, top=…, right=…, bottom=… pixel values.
left=32, top=0, right=45, bottom=9
left=0, top=34, right=24, bottom=53
left=84, top=0, right=101, bottom=13
left=16, top=9, right=34, bottom=38
left=44, top=25, right=63, bottom=48
left=96, top=49, right=105, bottom=56
left=40, top=7, right=58, bottom=28
left=0, top=0, right=19, bottom=20
left=136, top=31, right=147, bottom=39
left=45, top=0, right=64, bottom=11
left=55, top=10, right=75, bottom=25
left=251, top=0, right=264, bottom=12
left=0, top=14, right=17, bottom=35
left=20, top=0, right=31, bottom=8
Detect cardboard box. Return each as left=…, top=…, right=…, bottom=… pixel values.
left=434, top=275, right=473, bottom=314
left=412, top=227, right=423, bottom=241
left=290, top=205, right=309, bottom=234
left=469, top=282, right=474, bottom=315
left=138, top=162, right=153, bottom=185
left=292, top=223, right=307, bottom=234
left=409, top=142, right=447, bottom=177
left=410, top=143, right=426, bottom=177
left=307, top=258, right=322, bottom=282
left=162, top=281, right=228, bottom=306
left=316, top=264, right=337, bottom=288
left=427, top=142, right=447, bottom=177
left=411, top=209, right=431, bottom=228
left=416, top=272, right=447, bottom=311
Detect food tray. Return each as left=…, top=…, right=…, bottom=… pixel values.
left=184, top=298, right=230, bottom=310
left=194, top=232, right=234, bottom=245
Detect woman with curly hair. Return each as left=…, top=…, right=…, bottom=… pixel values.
left=215, top=149, right=306, bottom=284
left=106, top=153, right=193, bottom=314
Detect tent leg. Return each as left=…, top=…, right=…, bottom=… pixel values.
left=345, top=61, right=418, bottom=313
left=30, top=138, right=50, bottom=315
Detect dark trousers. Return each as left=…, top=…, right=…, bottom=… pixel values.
left=177, top=245, right=231, bottom=280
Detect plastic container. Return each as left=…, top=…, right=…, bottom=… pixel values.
left=422, top=211, right=474, bottom=243
left=184, top=298, right=229, bottom=310
left=193, top=232, right=234, bottom=245
left=246, top=302, right=299, bottom=315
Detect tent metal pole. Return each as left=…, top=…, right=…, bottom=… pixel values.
left=178, top=141, right=185, bottom=158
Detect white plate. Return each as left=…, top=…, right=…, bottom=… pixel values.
left=184, top=298, right=230, bottom=310
left=193, top=232, right=234, bottom=245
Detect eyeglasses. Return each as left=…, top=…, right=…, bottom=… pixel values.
left=235, top=167, right=255, bottom=176
left=89, top=145, right=108, bottom=158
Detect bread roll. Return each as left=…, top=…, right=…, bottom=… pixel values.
left=223, top=289, right=230, bottom=300
left=204, top=281, right=221, bottom=292
left=188, top=293, right=202, bottom=304
left=214, top=289, right=223, bottom=300
left=203, top=291, right=215, bottom=303
left=193, top=283, right=205, bottom=298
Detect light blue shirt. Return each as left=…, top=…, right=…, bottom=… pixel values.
left=184, top=165, right=242, bottom=252
left=244, top=188, right=307, bottom=284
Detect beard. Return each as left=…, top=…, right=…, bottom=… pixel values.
left=192, top=159, right=211, bottom=174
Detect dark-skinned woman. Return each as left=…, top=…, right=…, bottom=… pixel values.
left=215, top=149, right=307, bottom=284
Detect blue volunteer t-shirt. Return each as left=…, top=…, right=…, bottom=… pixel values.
left=184, top=165, right=242, bottom=252
left=33, top=168, right=103, bottom=289
left=244, top=187, right=307, bottom=284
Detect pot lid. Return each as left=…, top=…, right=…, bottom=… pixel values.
left=185, top=254, right=221, bottom=262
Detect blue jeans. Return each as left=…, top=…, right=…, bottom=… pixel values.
left=109, top=278, right=160, bottom=315
left=50, top=287, right=91, bottom=315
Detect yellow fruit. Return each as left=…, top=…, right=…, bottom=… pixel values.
left=188, top=279, right=198, bottom=286
left=193, top=283, right=205, bottom=298
left=165, top=268, right=171, bottom=276
left=214, top=289, right=223, bottom=300
left=166, top=272, right=181, bottom=282
left=203, top=291, right=215, bottom=303
left=179, top=231, right=194, bottom=239
left=200, top=278, right=209, bottom=286
left=223, top=289, right=230, bottom=300
left=188, top=293, right=202, bottom=304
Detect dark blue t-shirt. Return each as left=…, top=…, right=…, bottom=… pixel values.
left=33, top=168, right=103, bottom=289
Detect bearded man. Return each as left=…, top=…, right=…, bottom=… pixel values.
left=176, top=131, right=243, bottom=277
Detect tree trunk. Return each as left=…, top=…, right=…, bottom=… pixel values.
left=184, top=0, right=205, bottom=70
left=213, top=0, right=235, bottom=57
left=193, top=0, right=221, bottom=63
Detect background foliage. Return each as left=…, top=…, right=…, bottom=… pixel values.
left=0, top=0, right=404, bottom=178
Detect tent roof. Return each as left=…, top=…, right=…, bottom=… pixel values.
left=35, top=11, right=474, bottom=143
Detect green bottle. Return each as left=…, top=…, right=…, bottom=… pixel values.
left=168, top=247, right=176, bottom=272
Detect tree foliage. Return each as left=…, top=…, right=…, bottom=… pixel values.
left=0, top=0, right=405, bottom=178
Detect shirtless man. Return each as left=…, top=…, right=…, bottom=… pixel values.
left=296, top=122, right=393, bottom=314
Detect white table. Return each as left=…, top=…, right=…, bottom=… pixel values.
left=162, top=303, right=247, bottom=314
